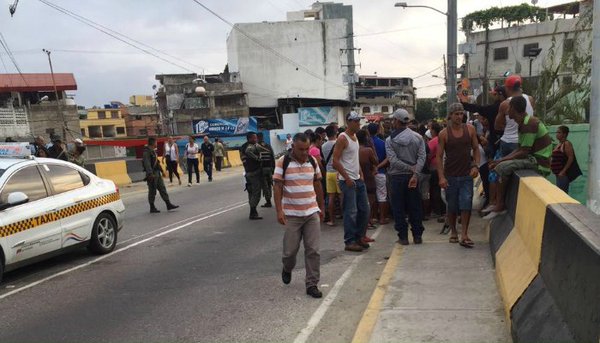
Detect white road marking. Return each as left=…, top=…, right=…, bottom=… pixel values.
left=117, top=201, right=247, bottom=246
left=293, top=226, right=384, bottom=343
left=0, top=203, right=247, bottom=300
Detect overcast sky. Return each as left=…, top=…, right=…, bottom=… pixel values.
left=0, top=0, right=568, bottom=107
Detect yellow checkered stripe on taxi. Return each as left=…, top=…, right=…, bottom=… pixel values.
left=0, top=192, right=121, bottom=238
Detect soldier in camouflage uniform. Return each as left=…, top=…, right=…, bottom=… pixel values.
left=142, top=137, right=179, bottom=213
left=257, top=132, right=275, bottom=208
left=242, top=132, right=263, bottom=220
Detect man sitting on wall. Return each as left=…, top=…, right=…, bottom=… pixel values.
left=486, top=95, right=552, bottom=219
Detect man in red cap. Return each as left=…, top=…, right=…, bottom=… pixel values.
left=484, top=75, right=536, bottom=219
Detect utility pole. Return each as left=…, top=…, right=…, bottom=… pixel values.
left=443, top=55, right=448, bottom=93
left=341, top=48, right=361, bottom=108
left=43, top=49, right=68, bottom=140
left=587, top=0, right=600, bottom=214
left=446, top=0, right=457, bottom=112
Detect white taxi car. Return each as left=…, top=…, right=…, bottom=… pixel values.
left=0, top=143, right=125, bottom=282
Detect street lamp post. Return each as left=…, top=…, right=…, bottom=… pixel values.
left=395, top=1, right=457, bottom=115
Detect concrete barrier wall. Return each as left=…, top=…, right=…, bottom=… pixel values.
left=489, top=170, right=599, bottom=343
left=92, top=160, right=132, bottom=186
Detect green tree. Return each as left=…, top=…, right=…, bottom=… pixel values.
left=415, top=98, right=436, bottom=122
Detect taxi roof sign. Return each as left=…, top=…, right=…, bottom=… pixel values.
left=0, top=142, right=32, bottom=158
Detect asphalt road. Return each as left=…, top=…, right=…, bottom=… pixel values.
left=0, top=168, right=397, bottom=342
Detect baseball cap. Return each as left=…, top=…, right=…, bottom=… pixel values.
left=391, top=109, right=410, bottom=123
left=448, top=103, right=464, bottom=113
left=504, top=75, right=522, bottom=91
left=346, top=111, right=364, bottom=121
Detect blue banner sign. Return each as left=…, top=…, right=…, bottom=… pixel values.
left=298, top=107, right=337, bottom=126
left=193, top=117, right=257, bottom=136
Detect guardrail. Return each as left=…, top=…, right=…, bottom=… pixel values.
left=489, top=170, right=599, bottom=343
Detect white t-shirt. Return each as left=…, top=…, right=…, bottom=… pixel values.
left=501, top=93, right=534, bottom=144
left=185, top=142, right=199, bottom=159
left=285, top=138, right=293, bottom=150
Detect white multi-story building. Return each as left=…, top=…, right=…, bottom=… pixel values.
left=226, top=2, right=353, bottom=110
left=463, top=0, right=592, bottom=102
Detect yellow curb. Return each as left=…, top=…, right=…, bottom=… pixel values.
left=351, top=244, right=403, bottom=343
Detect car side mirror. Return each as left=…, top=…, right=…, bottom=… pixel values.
left=0, top=192, right=29, bottom=210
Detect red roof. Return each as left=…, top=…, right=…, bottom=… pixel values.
left=0, top=73, right=77, bottom=92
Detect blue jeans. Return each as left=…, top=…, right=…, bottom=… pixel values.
left=556, top=175, right=570, bottom=193
left=389, top=174, right=424, bottom=240
left=446, top=176, right=474, bottom=214
left=339, top=179, right=370, bottom=245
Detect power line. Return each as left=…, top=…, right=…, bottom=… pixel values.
left=411, top=65, right=444, bottom=79
left=37, top=0, right=199, bottom=74
left=0, top=32, right=28, bottom=86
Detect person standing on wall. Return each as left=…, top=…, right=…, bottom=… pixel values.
left=164, top=137, right=182, bottom=185
left=437, top=103, right=480, bottom=248
left=332, top=111, right=370, bottom=252
left=184, top=136, right=200, bottom=186
left=257, top=132, right=275, bottom=208
left=201, top=136, right=215, bottom=182
left=274, top=132, right=325, bottom=299
left=243, top=132, right=264, bottom=220
left=143, top=137, right=179, bottom=213
left=214, top=138, right=225, bottom=171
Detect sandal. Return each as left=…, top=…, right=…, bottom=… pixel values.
left=325, top=221, right=335, bottom=227
left=449, top=236, right=459, bottom=243
left=459, top=239, right=474, bottom=248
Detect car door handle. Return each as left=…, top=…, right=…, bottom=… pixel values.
left=45, top=208, right=57, bottom=214
left=12, top=240, right=25, bottom=248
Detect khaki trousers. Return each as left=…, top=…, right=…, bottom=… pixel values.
left=282, top=212, right=321, bottom=288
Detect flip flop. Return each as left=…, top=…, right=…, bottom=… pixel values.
left=325, top=221, right=335, bottom=227
left=440, top=224, right=450, bottom=235
left=449, top=236, right=459, bottom=243
left=459, top=239, right=474, bottom=248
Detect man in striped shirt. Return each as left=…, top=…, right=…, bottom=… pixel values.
left=273, top=132, right=325, bottom=298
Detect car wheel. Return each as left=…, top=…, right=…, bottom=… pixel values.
left=89, top=213, right=117, bottom=254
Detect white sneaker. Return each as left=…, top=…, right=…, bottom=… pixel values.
left=483, top=210, right=507, bottom=220
left=187, top=183, right=192, bottom=187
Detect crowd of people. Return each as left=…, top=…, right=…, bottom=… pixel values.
left=242, top=74, right=579, bottom=298
left=28, top=134, right=87, bottom=167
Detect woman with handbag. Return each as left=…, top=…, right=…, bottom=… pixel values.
left=551, top=126, right=581, bottom=193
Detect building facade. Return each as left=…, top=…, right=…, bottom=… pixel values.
left=226, top=1, right=353, bottom=123
left=80, top=106, right=127, bottom=139
left=0, top=73, right=80, bottom=141
left=355, top=76, right=416, bottom=119
left=155, top=73, right=249, bottom=135
left=464, top=1, right=592, bottom=104
left=129, top=95, right=154, bottom=107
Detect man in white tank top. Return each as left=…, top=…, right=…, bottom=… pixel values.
left=332, top=112, right=370, bottom=252
left=483, top=74, right=536, bottom=216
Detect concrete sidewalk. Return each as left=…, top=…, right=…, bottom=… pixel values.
left=363, top=215, right=511, bottom=343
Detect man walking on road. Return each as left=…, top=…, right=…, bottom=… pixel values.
left=214, top=138, right=225, bottom=171
left=257, top=132, right=275, bottom=208
left=201, top=136, right=215, bottom=182
left=333, top=111, right=370, bottom=252
left=274, top=132, right=325, bottom=298
left=437, top=103, right=480, bottom=248
left=143, top=137, right=179, bottom=213
left=385, top=109, right=427, bottom=245
left=242, top=132, right=264, bottom=220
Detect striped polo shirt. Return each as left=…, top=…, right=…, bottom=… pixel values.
left=519, top=116, right=552, bottom=175
left=273, top=155, right=322, bottom=217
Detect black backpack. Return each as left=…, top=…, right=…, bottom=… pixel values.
left=282, top=153, right=318, bottom=179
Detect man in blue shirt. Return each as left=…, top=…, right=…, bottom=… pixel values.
left=368, top=123, right=389, bottom=224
